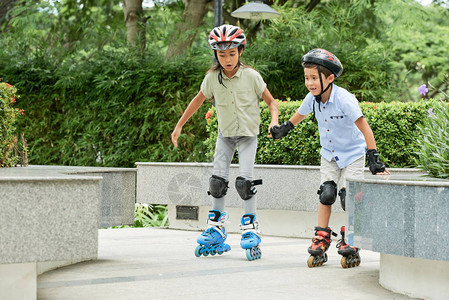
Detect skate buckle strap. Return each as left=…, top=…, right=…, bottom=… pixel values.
left=315, top=226, right=338, bottom=237
left=206, top=218, right=228, bottom=239
left=208, top=219, right=227, bottom=227
left=336, top=239, right=342, bottom=248
left=207, top=213, right=229, bottom=227
left=205, top=225, right=226, bottom=239
left=240, top=220, right=260, bottom=234
left=253, top=179, right=262, bottom=185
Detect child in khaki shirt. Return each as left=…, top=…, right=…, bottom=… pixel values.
left=171, top=24, right=278, bottom=261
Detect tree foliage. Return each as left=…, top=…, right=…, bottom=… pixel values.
left=245, top=0, right=393, bottom=102
left=0, top=0, right=448, bottom=167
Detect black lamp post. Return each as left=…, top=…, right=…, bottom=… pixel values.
left=214, top=0, right=223, bottom=27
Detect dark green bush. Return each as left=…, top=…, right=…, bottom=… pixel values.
left=1, top=39, right=439, bottom=169
left=1, top=47, right=213, bottom=167
left=204, top=100, right=439, bottom=168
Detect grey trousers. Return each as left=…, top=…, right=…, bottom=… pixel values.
left=212, top=132, right=258, bottom=215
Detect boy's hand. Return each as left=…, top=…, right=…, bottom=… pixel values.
left=367, top=149, right=390, bottom=175
left=270, top=121, right=294, bottom=140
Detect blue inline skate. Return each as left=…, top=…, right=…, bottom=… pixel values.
left=240, top=214, right=262, bottom=261
left=195, top=210, right=231, bottom=257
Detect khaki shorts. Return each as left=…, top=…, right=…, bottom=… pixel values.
left=320, top=155, right=365, bottom=189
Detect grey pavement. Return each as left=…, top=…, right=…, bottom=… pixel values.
left=37, top=228, right=415, bottom=300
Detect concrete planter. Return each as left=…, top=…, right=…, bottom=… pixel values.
left=347, top=173, right=449, bottom=300
left=136, top=162, right=423, bottom=238
left=0, top=165, right=136, bottom=300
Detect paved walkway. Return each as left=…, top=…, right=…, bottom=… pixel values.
left=37, top=228, right=414, bottom=300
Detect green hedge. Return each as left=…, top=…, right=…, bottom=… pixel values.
left=1, top=49, right=212, bottom=167
left=204, top=100, right=439, bottom=168
left=0, top=45, right=440, bottom=168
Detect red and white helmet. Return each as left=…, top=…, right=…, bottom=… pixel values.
left=208, top=24, right=246, bottom=51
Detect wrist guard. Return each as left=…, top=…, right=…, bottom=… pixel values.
left=367, top=149, right=386, bottom=175
left=270, top=120, right=294, bottom=140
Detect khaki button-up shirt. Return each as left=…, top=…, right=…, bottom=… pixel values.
left=201, top=66, right=266, bottom=137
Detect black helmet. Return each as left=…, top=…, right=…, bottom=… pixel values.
left=302, top=48, right=343, bottom=77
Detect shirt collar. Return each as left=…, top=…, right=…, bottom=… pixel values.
left=326, top=83, right=336, bottom=104
left=222, top=65, right=243, bottom=80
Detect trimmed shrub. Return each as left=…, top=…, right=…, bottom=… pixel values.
left=2, top=48, right=212, bottom=167
left=204, top=100, right=439, bottom=168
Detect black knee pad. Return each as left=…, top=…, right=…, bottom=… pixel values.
left=317, top=181, right=337, bottom=205
left=235, top=176, right=262, bottom=200
left=339, top=188, right=346, bottom=211
left=208, top=175, right=229, bottom=198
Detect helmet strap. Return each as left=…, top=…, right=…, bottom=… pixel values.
left=231, top=49, right=243, bottom=70
left=314, top=65, right=333, bottom=113
left=214, top=48, right=242, bottom=88
left=213, top=51, right=227, bottom=88
left=218, top=68, right=227, bottom=88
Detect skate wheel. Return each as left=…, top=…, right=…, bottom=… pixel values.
left=308, top=254, right=326, bottom=268
left=246, top=249, right=253, bottom=261
left=210, top=249, right=216, bottom=256
left=195, top=245, right=202, bottom=257
left=307, top=256, right=315, bottom=268
left=245, top=247, right=261, bottom=261
left=217, top=244, right=230, bottom=255
left=341, top=254, right=361, bottom=268
left=317, top=256, right=324, bottom=267
left=246, top=248, right=257, bottom=261
left=203, top=250, right=209, bottom=256
left=341, top=256, right=348, bottom=268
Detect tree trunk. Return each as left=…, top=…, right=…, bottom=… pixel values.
left=165, top=0, right=210, bottom=59
left=122, top=0, right=146, bottom=50
left=0, top=0, right=17, bottom=33
left=305, top=0, right=321, bottom=12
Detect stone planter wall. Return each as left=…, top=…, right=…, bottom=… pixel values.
left=347, top=173, right=449, bottom=300
left=136, top=162, right=423, bottom=238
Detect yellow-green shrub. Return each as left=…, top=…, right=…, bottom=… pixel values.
left=204, top=100, right=439, bottom=168
left=0, top=81, right=22, bottom=167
